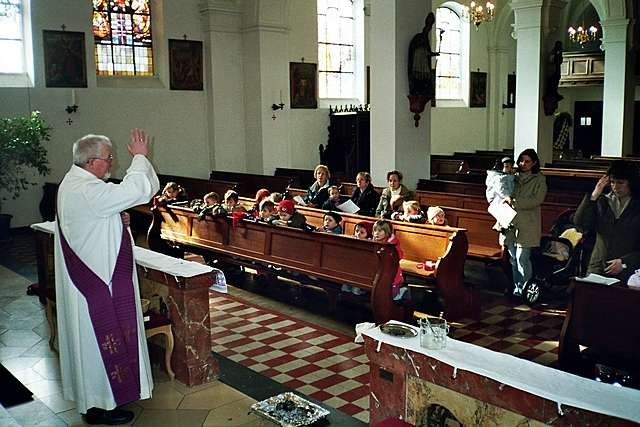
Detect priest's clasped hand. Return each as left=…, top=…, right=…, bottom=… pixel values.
left=128, top=128, right=151, bottom=157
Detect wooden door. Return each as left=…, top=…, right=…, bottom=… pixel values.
left=573, top=101, right=603, bottom=157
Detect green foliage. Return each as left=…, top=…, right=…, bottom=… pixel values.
left=0, top=111, right=52, bottom=211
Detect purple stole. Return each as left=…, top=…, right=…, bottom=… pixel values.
left=57, top=221, right=141, bottom=406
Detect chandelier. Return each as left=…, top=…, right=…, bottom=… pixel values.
left=462, top=1, right=495, bottom=30
left=567, top=24, right=598, bottom=45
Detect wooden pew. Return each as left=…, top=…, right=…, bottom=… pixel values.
left=209, top=171, right=294, bottom=197
left=558, top=280, right=640, bottom=380
left=274, top=167, right=315, bottom=188
left=431, top=159, right=470, bottom=179
left=157, top=205, right=407, bottom=324
left=273, top=203, right=475, bottom=320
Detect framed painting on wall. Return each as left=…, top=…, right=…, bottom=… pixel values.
left=469, top=71, right=487, bottom=108
left=290, top=62, right=317, bottom=109
left=43, top=30, right=87, bottom=88
left=169, top=39, right=203, bottom=91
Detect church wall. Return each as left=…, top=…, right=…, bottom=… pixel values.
left=0, top=0, right=209, bottom=227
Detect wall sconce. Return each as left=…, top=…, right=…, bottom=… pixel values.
left=66, top=89, right=78, bottom=114
left=271, top=90, right=285, bottom=120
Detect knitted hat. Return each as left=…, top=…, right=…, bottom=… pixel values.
left=324, top=211, right=342, bottom=225
left=355, top=221, right=373, bottom=238
left=501, top=156, right=514, bottom=165
left=427, top=206, right=445, bottom=222
left=278, top=199, right=295, bottom=214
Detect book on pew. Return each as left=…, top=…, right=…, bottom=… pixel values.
left=337, top=199, right=360, bottom=214
left=575, top=273, right=620, bottom=286
left=293, top=195, right=306, bottom=205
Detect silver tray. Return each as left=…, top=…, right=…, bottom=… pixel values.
left=380, top=323, right=418, bottom=338
left=250, top=392, right=330, bottom=427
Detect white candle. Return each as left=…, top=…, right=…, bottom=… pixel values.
left=71, top=89, right=76, bottom=106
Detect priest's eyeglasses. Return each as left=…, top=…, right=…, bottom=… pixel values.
left=90, top=154, right=114, bottom=163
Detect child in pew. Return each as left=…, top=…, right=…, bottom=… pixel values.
left=257, top=199, right=278, bottom=223
left=426, top=206, right=448, bottom=226
left=252, top=188, right=271, bottom=216
left=224, top=189, right=247, bottom=213
left=319, top=211, right=343, bottom=234
left=271, top=199, right=309, bottom=229
left=398, top=200, right=427, bottom=224
left=192, top=191, right=227, bottom=220
left=342, top=221, right=373, bottom=295
left=322, top=186, right=342, bottom=211
left=373, top=220, right=409, bottom=302
left=153, top=181, right=188, bottom=208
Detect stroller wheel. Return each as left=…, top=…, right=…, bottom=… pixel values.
left=522, top=279, right=542, bottom=306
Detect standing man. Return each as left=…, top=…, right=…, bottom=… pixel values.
left=54, top=129, right=159, bottom=424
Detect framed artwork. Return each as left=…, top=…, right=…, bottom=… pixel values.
left=43, top=30, right=87, bottom=88
left=469, top=71, right=487, bottom=108
left=290, top=62, right=317, bottom=109
left=169, top=39, right=203, bottom=91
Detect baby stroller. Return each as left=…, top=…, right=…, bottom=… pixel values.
left=521, top=209, right=592, bottom=305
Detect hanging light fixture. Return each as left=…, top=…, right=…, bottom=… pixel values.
left=567, top=3, right=599, bottom=46
left=462, top=1, right=495, bottom=30
left=567, top=23, right=598, bottom=45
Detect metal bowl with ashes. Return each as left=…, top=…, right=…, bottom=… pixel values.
left=380, top=323, right=418, bottom=338
left=250, top=392, right=330, bottom=427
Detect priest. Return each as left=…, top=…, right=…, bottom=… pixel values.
left=54, top=129, right=160, bottom=425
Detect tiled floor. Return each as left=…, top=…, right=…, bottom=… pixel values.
left=0, top=229, right=568, bottom=426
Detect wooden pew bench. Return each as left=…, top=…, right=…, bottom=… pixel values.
left=263, top=203, right=475, bottom=320
left=209, top=171, right=294, bottom=197
left=157, top=205, right=406, bottom=323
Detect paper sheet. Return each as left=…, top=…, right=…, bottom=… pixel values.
left=574, top=273, right=620, bottom=286
left=488, top=201, right=517, bottom=228
left=337, top=199, right=360, bottom=213
left=293, top=195, right=306, bottom=205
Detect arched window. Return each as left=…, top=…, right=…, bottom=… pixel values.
left=0, top=0, right=32, bottom=84
left=435, top=6, right=466, bottom=101
left=317, top=0, right=356, bottom=99
left=92, top=0, right=154, bottom=76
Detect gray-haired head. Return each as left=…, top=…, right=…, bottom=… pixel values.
left=73, top=134, right=112, bottom=167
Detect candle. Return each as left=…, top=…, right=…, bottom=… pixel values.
left=71, top=89, right=76, bottom=106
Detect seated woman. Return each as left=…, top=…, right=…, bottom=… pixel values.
left=574, top=160, right=640, bottom=284
left=350, top=172, right=381, bottom=217
left=375, top=170, right=415, bottom=218
left=304, top=164, right=331, bottom=208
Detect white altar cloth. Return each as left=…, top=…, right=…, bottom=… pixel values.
left=363, top=320, right=640, bottom=423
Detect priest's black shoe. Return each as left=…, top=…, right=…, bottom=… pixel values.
left=82, top=407, right=135, bottom=425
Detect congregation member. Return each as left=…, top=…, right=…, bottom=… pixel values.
left=372, top=220, right=407, bottom=302
left=502, top=148, right=547, bottom=298
left=350, top=171, right=381, bottom=216
left=574, top=160, right=640, bottom=283
left=257, top=199, right=278, bottom=222
left=272, top=199, right=308, bottom=229
left=398, top=200, right=427, bottom=223
left=54, top=130, right=159, bottom=425
left=152, top=181, right=187, bottom=208
left=320, top=211, right=343, bottom=234
left=322, top=185, right=342, bottom=211
left=304, top=164, right=331, bottom=208
left=252, top=188, right=270, bottom=216
left=375, top=170, right=415, bottom=218
left=224, top=189, right=246, bottom=212
left=341, top=221, right=373, bottom=296
left=426, top=206, right=447, bottom=226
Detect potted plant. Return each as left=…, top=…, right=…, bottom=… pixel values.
left=0, top=111, right=51, bottom=240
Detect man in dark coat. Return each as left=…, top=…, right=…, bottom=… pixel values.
left=574, top=160, right=640, bottom=284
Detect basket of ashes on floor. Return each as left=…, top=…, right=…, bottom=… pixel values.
left=250, top=392, right=330, bottom=427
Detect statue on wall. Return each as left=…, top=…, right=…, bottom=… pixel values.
left=407, top=12, right=439, bottom=126
left=543, top=40, right=564, bottom=116
left=408, top=12, right=439, bottom=98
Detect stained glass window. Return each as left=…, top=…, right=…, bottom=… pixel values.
left=0, top=0, right=24, bottom=74
left=92, top=0, right=153, bottom=76
left=435, top=7, right=462, bottom=100
left=317, top=0, right=355, bottom=99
